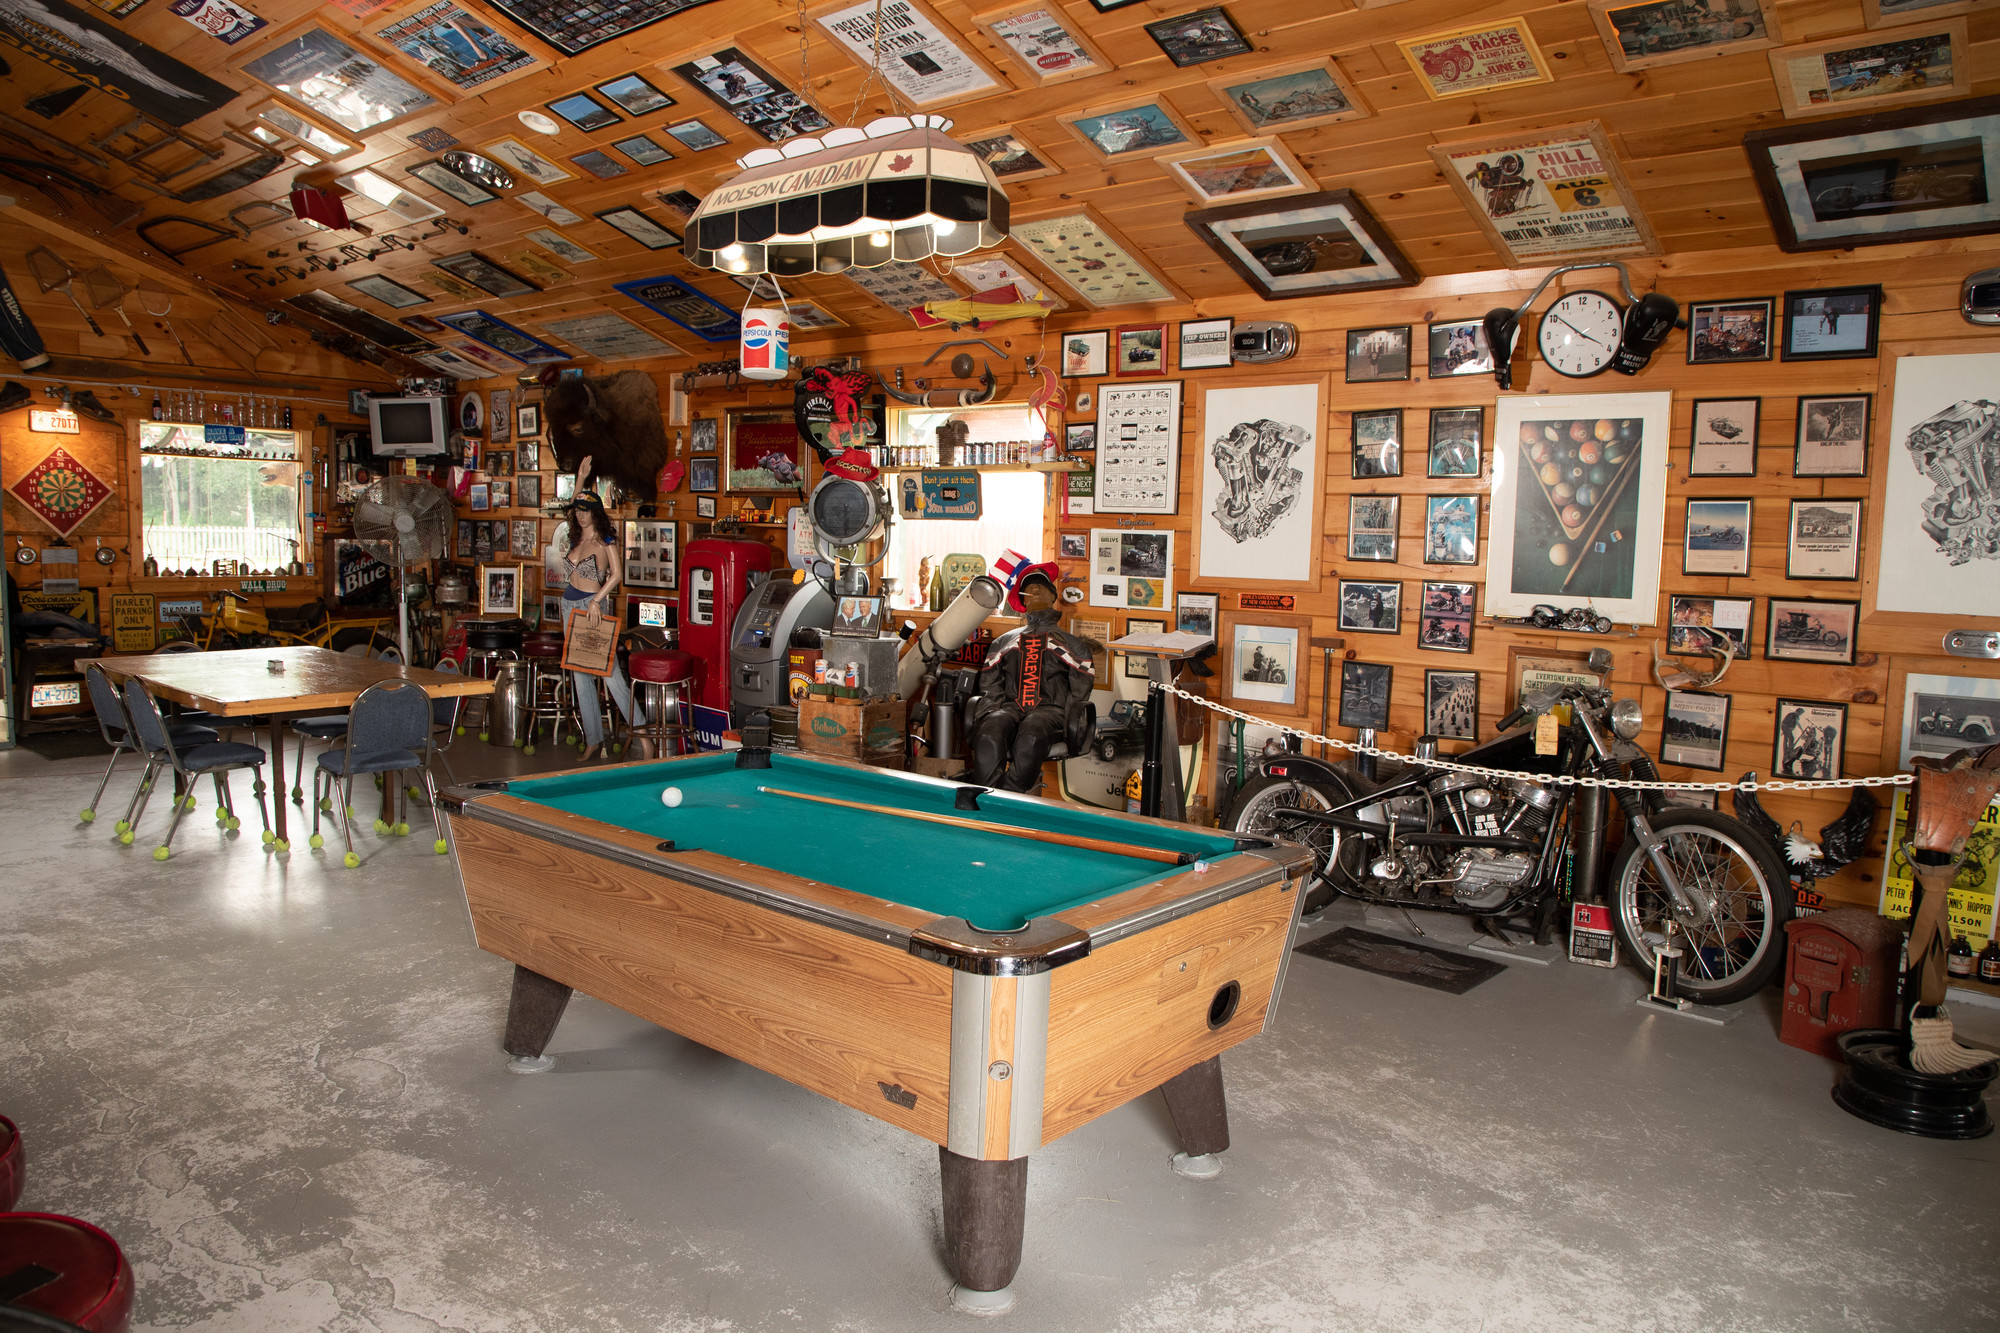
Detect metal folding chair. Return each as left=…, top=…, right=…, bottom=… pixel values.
left=122, top=679, right=270, bottom=860
left=80, top=663, right=216, bottom=833
left=311, top=679, right=447, bottom=868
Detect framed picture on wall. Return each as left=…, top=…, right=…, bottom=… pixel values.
left=1669, top=594, right=1754, bottom=655
left=726, top=409, right=807, bottom=495
left=1684, top=498, right=1753, bottom=577
left=1175, top=591, right=1218, bottom=637
left=1183, top=190, right=1418, bottom=300
left=1190, top=378, right=1326, bottom=589
left=1418, top=580, right=1475, bottom=653
left=1122, top=616, right=1165, bottom=678
left=695, top=495, right=717, bottom=517
left=1425, top=668, right=1479, bottom=741
left=1062, top=329, right=1109, bottom=377
left=1588, top=0, right=1782, bottom=72
left=1347, top=494, right=1398, bottom=562
left=1794, top=394, right=1871, bottom=476
left=688, top=457, right=719, bottom=493
left=1207, top=56, right=1370, bottom=137
left=1689, top=398, right=1759, bottom=475
left=1345, top=326, right=1410, bottom=382
left=1765, top=21, right=1968, bottom=120
left=1773, top=697, right=1848, bottom=779
left=1338, top=660, right=1393, bottom=731
left=1662, top=689, right=1732, bottom=771
left=1781, top=285, right=1880, bottom=360
left=1222, top=612, right=1310, bottom=715
left=1427, top=407, right=1483, bottom=477
left=1424, top=495, right=1479, bottom=565
left=479, top=564, right=519, bottom=615
left=1427, top=319, right=1495, bottom=378
left=1351, top=409, right=1402, bottom=479
left=1787, top=498, right=1863, bottom=580
left=1766, top=597, right=1858, bottom=663
left=1337, top=579, right=1401, bottom=635
left=1178, top=318, right=1233, bottom=369
left=1115, top=324, right=1168, bottom=377
left=1686, top=298, right=1774, bottom=363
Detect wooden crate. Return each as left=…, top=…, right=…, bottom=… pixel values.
left=799, top=694, right=908, bottom=769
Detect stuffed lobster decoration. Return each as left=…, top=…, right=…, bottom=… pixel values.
left=544, top=369, right=669, bottom=499
left=794, top=365, right=876, bottom=463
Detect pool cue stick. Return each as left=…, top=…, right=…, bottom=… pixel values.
left=1559, top=454, right=1639, bottom=594
left=756, top=786, right=1188, bottom=865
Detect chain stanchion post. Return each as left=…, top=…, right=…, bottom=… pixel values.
left=1140, top=676, right=1165, bottom=820
left=1573, top=785, right=1608, bottom=905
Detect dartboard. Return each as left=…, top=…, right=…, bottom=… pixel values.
left=8, top=446, right=112, bottom=537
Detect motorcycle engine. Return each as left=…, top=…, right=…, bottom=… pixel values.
left=1444, top=848, right=1538, bottom=910
left=1428, top=774, right=1557, bottom=909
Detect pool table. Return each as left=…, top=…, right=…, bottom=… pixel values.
left=439, top=748, right=1312, bottom=1310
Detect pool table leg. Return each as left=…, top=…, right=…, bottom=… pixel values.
left=1161, top=1055, right=1230, bottom=1179
left=502, top=965, right=572, bottom=1072
left=938, top=1147, right=1027, bottom=1314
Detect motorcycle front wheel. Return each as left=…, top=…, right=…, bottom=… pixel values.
left=1609, top=808, right=1792, bottom=1005
left=1223, top=774, right=1364, bottom=913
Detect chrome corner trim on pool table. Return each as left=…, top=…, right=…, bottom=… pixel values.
left=909, top=916, right=1090, bottom=976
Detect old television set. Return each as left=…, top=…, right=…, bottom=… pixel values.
left=366, top=395, right=448, bottom=457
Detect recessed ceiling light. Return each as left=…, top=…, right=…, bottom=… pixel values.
left=518, top=111, right=560, bottom=135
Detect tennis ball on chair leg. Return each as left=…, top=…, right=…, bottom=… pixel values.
left=342, top=851, right=359, bottom=869
left=433, top=838, right=448, bottom=855
left=80, top=807, right=95, bottom=823
left=309, top=833, right=324, bottom=850
left=118, top=830, right=134, bottom=846
left=153, top=846, right=170, bottom=861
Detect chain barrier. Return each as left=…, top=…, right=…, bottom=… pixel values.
left=1160, top=682, right=1912, bottom=797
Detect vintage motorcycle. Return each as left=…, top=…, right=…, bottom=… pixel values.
left=1222, top=649, right=1792, bottom=1004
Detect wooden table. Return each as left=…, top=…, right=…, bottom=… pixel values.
left=85, top=647, right=492, bottom=849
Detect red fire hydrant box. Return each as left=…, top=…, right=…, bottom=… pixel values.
left=1781, top=907, right=1903, bottom=1058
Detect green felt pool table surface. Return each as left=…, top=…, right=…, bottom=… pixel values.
left=506, top=752, right=1242, bottom=932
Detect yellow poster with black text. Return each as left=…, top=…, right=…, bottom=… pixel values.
left=1879, top=789, right=1999, bottom=950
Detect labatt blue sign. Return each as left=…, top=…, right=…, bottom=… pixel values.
left=898, top=469, right=981, bottom=520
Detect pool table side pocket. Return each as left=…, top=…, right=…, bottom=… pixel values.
left=1039, top=881, right=1298, bottom=1148
left=449, top=814, right=957, bottom=1146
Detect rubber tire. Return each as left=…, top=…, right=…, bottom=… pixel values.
left=330, top=627, right=389, bottom=657
left=1220, top=773, right=1360, bottom=914
left=1098, top=740, right=1118, bottom=762
left=1608, top=808, right=1793, bottom=1006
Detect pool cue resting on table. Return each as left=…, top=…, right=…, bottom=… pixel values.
left=755, top=785, right=1193, bottom=865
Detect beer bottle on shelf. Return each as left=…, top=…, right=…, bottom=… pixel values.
left=1947, top=934, right=1977, bottom=979
left=1978, top=937, right=2000, bottom=984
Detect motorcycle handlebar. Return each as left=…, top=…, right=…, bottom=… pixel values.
left=1497, top=706, right=1530, bottom=733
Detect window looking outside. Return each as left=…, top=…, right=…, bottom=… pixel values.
left=140, top=423, right=302, bottom=575
left=882, top=403, right=1050, bottom=611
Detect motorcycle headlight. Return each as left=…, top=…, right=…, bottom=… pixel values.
left=1610, top=697, right=1644, bottom=740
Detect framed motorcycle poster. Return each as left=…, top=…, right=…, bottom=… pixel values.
left=1190, top=378, right=1326, bottom=590
left=1429, top=121, right=1661, bottom=267
left=1486, top=391, right=1672, bottom=624
left=1222, top=610, right=1311, bottom=716
left=1181, top=190, right=1419, bottom=301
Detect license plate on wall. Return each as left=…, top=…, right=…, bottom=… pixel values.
left=30, top=681, right=83, bottom=709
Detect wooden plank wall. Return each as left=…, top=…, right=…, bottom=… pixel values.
left=542, top=229, right=2000, bottom=912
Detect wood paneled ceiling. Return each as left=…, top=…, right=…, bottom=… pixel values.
left=1, top=0, right=1995, bottom=375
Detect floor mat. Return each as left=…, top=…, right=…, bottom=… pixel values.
left=1295, top=926, right=1507, bottom=995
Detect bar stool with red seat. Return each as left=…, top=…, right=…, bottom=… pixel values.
left=627, top=649, right=698, bottom=757
left=0, top=1213, right=134, bottom=1333
left=520, top=629, right=571, bottom=757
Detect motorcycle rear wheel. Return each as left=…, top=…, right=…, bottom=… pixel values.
left=1222, top=774, right=1359, bottom=913
left=1609, top=808, right=1792, bottom=1005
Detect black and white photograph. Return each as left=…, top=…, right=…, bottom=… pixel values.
left=1351, top=408, right=1402, bottom=479
left=1419, top=580, right=1476, bottom=653
left=1347, top=495, right=1399, bottom=562
left=1179, top=318, right=1234, bottom=369
left=1428, top=319, right=1494, bottom=378
left=1345, top=325, right=1410, bottom=382
left=570, top=149, right=629, bottom=179
left=1765, top=596, right=1858, bottom=663
left=670, top=48, right=833, bottom=143
left=1425, top=495, right=1480, bottom=565
left=1338, top=579, right=1402, bottom=635
left=1787, top=498, right=1862, bottom=579
left=1773, top=698, right=1848, bottom=780
left=1794, top=394, right=1871, bottom=476
left=1689, top=398, right=1760, bottom=475
left=963, top=132, right=1060, bottom=182
left=596, top=72, right=676, bottom=116
left=1427, top=407, right=1483, bottom=478
left=695, top=495, right=717, bottom=517
left=1781, top=285, right=1881, bottom=360
left=1668, top=594, right=1753, bottom=655
left=595, top=207, right=681, bottom=249
left=665, top=119, right=730, bottom=152
left=1145, top=6, right=1253, bottom=66
left=690, top=418, right=718, bottom=454
left=1175, top=590, right=1218, bottom=637
left=1662, top=689, right=1732, bottom=771
left=1338, top=660, right=1394, bottom=731
left=1425, top=668, right=1479, bottom=740
left=431, top=251, right=538, bottom=298
left=481, top=137, right=573, bottom=184
left=516, top=403, right=541, bottom=438
left=1122, top=617, right=1167, bottom=679
left=1230, top=620, right=1302, bottom=711
left=1686, top=298, right=1774, bottom=363
left=1684, top=498, right=1753, bottom=577
left=1899, top=671, right=2000, bottom=766
left=614, top=135, right=676, bottom=166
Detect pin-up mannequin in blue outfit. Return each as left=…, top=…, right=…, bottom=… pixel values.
left=562, top=454, right=649, bottom=762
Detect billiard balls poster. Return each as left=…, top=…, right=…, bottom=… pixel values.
left=1485, top=391, right=1669, bottom=626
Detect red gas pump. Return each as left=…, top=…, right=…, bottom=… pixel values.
left=679, top=537, right=775, bottom=716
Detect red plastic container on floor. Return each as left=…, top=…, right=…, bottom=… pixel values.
left=0, top=1212, right=134, bottom=1332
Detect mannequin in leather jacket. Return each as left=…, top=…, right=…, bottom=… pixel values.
left=966, top=571, right=1096, bottom=791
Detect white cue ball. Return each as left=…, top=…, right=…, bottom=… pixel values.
left=661, top=786, right=683, bottom=807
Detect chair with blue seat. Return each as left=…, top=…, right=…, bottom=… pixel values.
left=122, top=678, right=270, bottom=860
left=310, top=679, right=448, bottom=869
left=289, top=713, right=351, bottom=804
left=428, top=657, right=463, bottom=785
left=80, top=663, right=218, bottom=833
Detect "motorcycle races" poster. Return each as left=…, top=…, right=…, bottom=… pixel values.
left=1430, top=121, right=1660, bottom=266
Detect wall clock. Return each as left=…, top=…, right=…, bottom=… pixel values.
left=1537, top=290, right=1622, bottom=378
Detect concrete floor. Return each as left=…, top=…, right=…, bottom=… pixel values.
left=3, top=729, right=1997, bottom=1333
